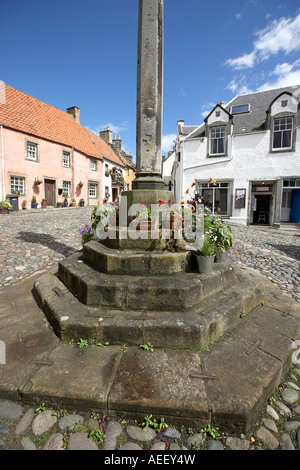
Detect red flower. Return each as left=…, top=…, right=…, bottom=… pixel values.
left=158, top=199, right=165, bottom=205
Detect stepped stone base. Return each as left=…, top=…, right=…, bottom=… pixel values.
left=29, top=237, right=300, bottom=433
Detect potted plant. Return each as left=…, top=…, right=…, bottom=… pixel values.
left=194, top=235, right=216, bottom=274
left=77, top=181, right=83, bottom=188
left=0, top=199, right=12, bottom=214
left=63, top=197, right=69, bottom=207
left=41, top=198, right=47, bottom=208
left=34, top=178, right=42, bottom=185
left=133, top=202, right=158, bottom=230
left=31, top=196, right=38, bottom=208
left=79, top=198, right=85, bottom=207
left=78, top=224, right=94, bottom=246
left=56, top=202, right=63, bottom=208
left=211, top=219, right=234, bottom=263
left=69, top=198, right=76, bottom=207
left=22, top=200, right=27, bottom=210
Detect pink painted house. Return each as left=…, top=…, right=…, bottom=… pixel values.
left=0, top=83, right=126, bottom=209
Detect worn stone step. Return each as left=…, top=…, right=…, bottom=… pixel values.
left=57, top=252, right=236, bottom=311
left=33, top=267, right=261, bottom=350
left=83, top=240, right=190, bottom=275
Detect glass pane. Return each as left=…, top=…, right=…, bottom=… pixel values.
left=282, top=130, right=292, bottom=148
left=215, top=188, right=228, bottom=215
left=273, top=132, right=282, bottom=148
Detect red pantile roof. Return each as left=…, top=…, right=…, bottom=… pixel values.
left=0, top=84, right=125, bottom=167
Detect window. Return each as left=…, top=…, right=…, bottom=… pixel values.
left=62, top=180, right=71, bottom=197
left=26, top=141, right=38, bottom=161
left=198, top=182, right=231, bottom=216
left=89, top=182, right=98, bottom=198
left=90, top=159, right=97, bottom=171
left=10, top=176, right=25, bottom=195
left=62, top=151, right=70, bottom=168
left=210, top=127, right=225, bottom=155
left=273, top=117, right=293, bottom=150
left=231, top=104, right=250, bottom=115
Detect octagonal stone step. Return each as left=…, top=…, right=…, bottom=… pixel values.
left=83, top=240, right=190, bottom=276
left=58, top=252, right=236, bottom=311
left=33, top=264, right=262, bottom=351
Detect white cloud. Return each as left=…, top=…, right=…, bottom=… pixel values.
left=162, top=134, right=176, bottom=153
left=258, top=59, right=300, bottom=91
left=225, top=12, right=300, bottom=70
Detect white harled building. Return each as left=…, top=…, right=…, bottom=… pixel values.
left=171, top=85, right=300, bottom=227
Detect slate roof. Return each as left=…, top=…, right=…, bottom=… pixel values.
left=183, top=85, right=300, bottom=140
left=225, top=85, right=300, bottom=134
left=0, top=84, right=125, bottom=167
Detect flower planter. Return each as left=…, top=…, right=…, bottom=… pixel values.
left=41, top=200, right=47, bottom=208
left=31, top=203, right=38, bottom=209
left=79, top=199, right=85, bottom=207
left=215, top=247, right=229, bottom=263
left=63, top=202, right=69, bottom=207
left=0, top=208, right=9, bottom=214
left=195, top=254, right=215, bottom=274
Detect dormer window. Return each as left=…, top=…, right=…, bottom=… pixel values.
left=272, top=117, right=293, bottom=150
left=210, top=127, right=225, bottom=155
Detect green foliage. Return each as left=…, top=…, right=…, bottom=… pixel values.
left=142, top=415, right=168, bottom=432
left=0, top=199, right=12, bottom=211
left=211, top=218, right=234, bottom=251
left=200, top=424, right=220, bottom=439
left=35, top=403, right=46, bottom=414
left=199, top=236, right=216, bottom=256
left=88, top=429, right=105, bottom=447
left=139, top=342, right=154, bottom=352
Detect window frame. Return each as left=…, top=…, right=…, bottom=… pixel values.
left=197, top=181, right=231, bottom=216
left=90, top=159, right=97, bottom=171
left=62, top=150, right=71, bottom=168
left=10, top=175, right=25, bottom=195
left=25, top=139, right=39, bottom=162
left=88, top=181, right=98, bottom=199
left=272, top=117, right=293, bottom=151
left=209, top=126, right=226, bottom=156
left=62, top=180, right=71, bottom=197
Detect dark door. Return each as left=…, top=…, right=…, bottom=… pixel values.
left=253, top=195, right=270, bottom=224
left=44, top=179, right=55, bottom=206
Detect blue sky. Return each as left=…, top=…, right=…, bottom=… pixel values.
left=1, top=0, right=300, bottom=161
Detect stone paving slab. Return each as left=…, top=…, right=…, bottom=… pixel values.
left=20, top=343, right=123, bottom=414
left=107, top=347, right=210, bottom=427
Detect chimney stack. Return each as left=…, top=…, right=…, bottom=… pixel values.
left=67, top=106, right=80, bottom=124
left=112, top=135, right=122, bottom=152
left=99, top=127, right=113, bottom=145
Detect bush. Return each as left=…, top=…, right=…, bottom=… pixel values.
left=0, top=199, right=12, bottom=211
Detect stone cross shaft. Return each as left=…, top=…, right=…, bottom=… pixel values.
left=134, top=0, right=165, bottom=190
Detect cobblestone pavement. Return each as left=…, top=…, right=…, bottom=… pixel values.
left=0, top=209, right=300, bottom=450
left=0, top=207, right=93, bottom=290
left=229, top=224, right=300, bottom=303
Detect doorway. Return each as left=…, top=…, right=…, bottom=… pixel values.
left=44, top=179, right=55, bottom=206
left=252, top=195, right=271, bottom=224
